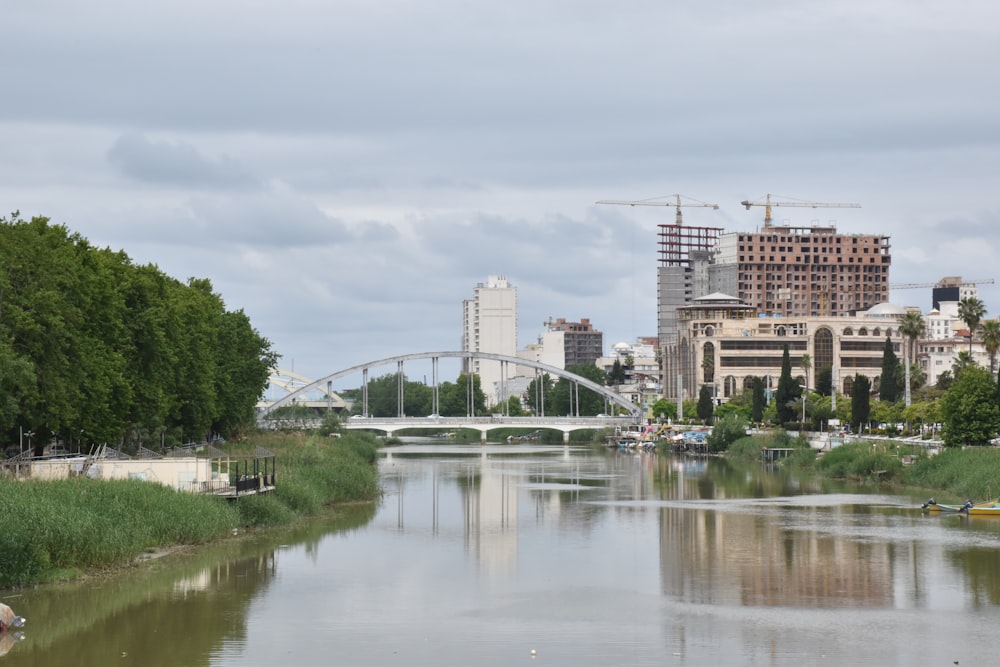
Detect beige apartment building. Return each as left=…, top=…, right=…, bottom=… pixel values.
left=674, top=293, right=904, bottom=402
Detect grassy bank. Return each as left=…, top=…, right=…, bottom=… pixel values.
left=725, top=430, right=1000, bottom=501
left=0, top=432, right=380, bottom=588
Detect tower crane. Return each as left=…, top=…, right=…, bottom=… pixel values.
left=596, top=193, right=719, bottom=225
left=740, top=193, right=861, bottom=226
left=890, top=278, right=994, bottom=290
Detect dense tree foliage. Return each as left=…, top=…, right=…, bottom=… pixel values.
left=524, top=373, right=555, bottom=415
left=940, top=366, right=1000, bottom=447
left=774, top=344, right=800, bottom=424
left=751, top=376, right=765, bottom=423
left=650, top=398, right=677, bottom=421
left=697, top=385, right=714, bottom=423
left=0, top=213, right=277, bottom=451
left=850, top=374, right=871, bottom=432
left=878, top=336, right=901, bottom=403
left=547, top=364, right=609, bottom=416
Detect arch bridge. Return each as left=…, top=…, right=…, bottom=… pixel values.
left=261, top=351, right=642, bottom=439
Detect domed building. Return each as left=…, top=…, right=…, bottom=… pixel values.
left=665, top=293, right=908, bottom=403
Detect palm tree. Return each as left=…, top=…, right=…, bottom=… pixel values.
left=958, top=296, right=986, bottom=354
left=899, top=311, right=926, bottom=407
left=982, top=319, right=1000, bottom=381
left=799, top=353, right=812, bottom=393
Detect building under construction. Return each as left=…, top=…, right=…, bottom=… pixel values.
left=660, top=221, right=891, bottom=401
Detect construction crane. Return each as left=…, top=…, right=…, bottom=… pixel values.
left=890, top=278, right=995, bottom=290
left=740, top=193, right=861, bottom=226
left=596, top=193, right=719, bottom=225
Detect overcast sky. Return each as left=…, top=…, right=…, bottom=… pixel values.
left=3, top=1, right=999, bottom=386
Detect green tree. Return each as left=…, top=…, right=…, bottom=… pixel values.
left=850, top=374, right=871, bottom=433
left=650, top=398, right=677, bottom=421
left=815, top=365, right=832, bottom=397
left=899, top=310, right=926, bottom=407
left=774, top=344, right=800, bottom=424
left=697, top=385, right=714, bottom=423
left=958, top=296, right=986, bottom=353
left=940, top=365, right=1000, bottom=447
left=548, top=364, right=609, bottom=416
left=981, top=319, right=1000, bottom=379
left=952, top=350, right=977, bottom=380
left=751, top=376, right=765, bottom=423
left=523, top=373, right=555, bottom=415
left=936, top=370, right=954, bottom=391
left=608, top=359, right=626, bottom=387
left=800, top=353, right=812, bottom=393
left=878, top=336, right=901, bottom=403
left=706, top=413, right=747, bottom=453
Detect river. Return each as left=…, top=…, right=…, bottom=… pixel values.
left=3, top=440, right=1000, bottom=666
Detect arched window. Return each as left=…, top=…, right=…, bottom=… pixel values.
left=843, top=327, right=854, bottom=336
left=858, top=327, right=869, bottom=336
left=743, top=376, right=756, bottom=391
left=872, top=328, right=881, bottom=337
left=776, top=326, right=787, bottom=336
left=843, top=376, right=854, bottom=395
left=814, top=328, right=834, bottom=381
left=704, top=325, right=715, bottom=337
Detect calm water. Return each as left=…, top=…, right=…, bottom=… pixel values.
left=4, top=440, right=1000, bottom=666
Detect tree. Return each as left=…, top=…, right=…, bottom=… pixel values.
left=524, top=373, right=555, bottom=415
left=815, top=365, right=832, bottom=397
left=899, top=310, right=926, bottom=407
left=936, top=371, right=954, bottom=391
left=548, top=364, right=609, bottom=416
left=952, top=350, right=977, bottom=380
left=774, top=344, right=800, bottom=424
left=878, top=336, right=901, bottom=403
left=751, top=376, right=765, bottom=423
left=850, top=374, right=871, bottom=433
left=608, top=359, right=626, bottom=388
left=650, top=398, right=677, bottom=421
left=940, top=365, right=1000, bottom=447
left=799, top=353, right=812, bottom=394
left=958, top=296, right=986, bottom=353
left=697, top=385, right=714, bottom=423
left=981, top=319, right=1000, bottom=380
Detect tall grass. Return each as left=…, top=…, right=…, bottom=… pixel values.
left=0, top=477, right=239, bottom=586
left=903, top=448, right=1000, bottom=501
left=816, top=441, right=903, bottom=481
left=0, top=432, right=381, bottom=587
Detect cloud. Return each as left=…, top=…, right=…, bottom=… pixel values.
left=107, top=132, right=261, bottom=190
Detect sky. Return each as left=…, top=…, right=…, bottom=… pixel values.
left=3, top=1, right=999, bottom=387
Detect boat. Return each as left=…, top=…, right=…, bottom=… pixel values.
left=920, top=498, right=998, bottom=513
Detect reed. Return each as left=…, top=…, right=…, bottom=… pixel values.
left=903, top=448, right=1000, bottom=501
left=0, top=432, right=381, bottom=587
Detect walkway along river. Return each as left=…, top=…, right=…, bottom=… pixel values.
left=3, top=439, right=1000, bottom=665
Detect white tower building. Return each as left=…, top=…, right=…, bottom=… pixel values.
left=462, top=275, right=518, bottom=406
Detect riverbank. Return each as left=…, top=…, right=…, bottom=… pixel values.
left=725, top=431, right=1000, bottom=503
left=0, top=431, right=381, bottom=588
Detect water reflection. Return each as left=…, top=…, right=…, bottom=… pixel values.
left=9, top=443, right=1000, bottom=665
left=1, top=505, right=375, bottom=666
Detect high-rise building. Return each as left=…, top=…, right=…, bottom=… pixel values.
left=539, top=317, right=604, bottom=369
left=462, top=275, right=517, bottom=405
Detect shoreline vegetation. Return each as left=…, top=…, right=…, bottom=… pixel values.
left=0, top=431, right=380, bottom=588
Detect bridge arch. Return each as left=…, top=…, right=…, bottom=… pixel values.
left=263, top=351, right=641, bottom=418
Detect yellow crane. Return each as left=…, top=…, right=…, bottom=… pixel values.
left=740, top=193, right=861, bottom=226
left=596, top=193, right=719, bottom=225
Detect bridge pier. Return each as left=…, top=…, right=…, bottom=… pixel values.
left=481, top=430, right=488, bottom=444
left=563, top=431, right=570, bottom=444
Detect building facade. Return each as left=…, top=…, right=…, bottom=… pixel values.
left=660, top=221, right=893, bottom=401
left=462, top=275, right=518, bottom=406
left=673, top=293, right=905, bottom=405
left=539, top=317, right=604, bottom=369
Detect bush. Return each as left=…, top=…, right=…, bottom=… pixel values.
left=706, top=414, right=748, bottom=453
left=816, top=441, right=902, bottom=481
